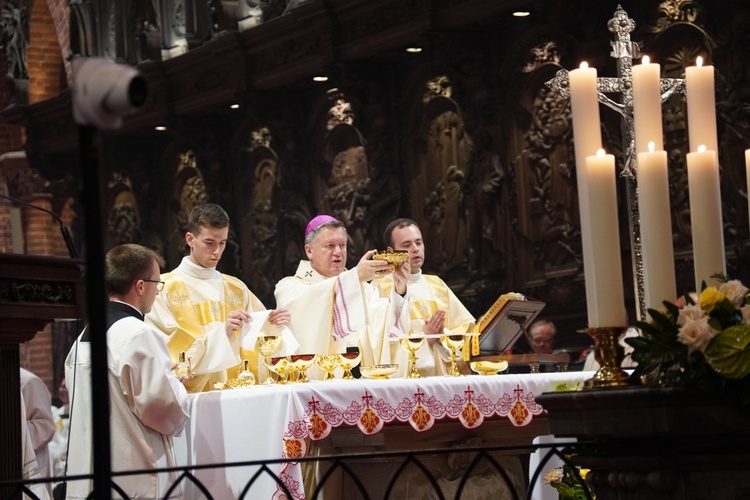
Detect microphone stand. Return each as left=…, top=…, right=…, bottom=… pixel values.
left=0, top=192, right=78, bottom=258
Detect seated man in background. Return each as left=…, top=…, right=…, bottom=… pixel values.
left=529, top=320, right=557, bottom=354
left=376, top=218, right=475, bottom=376
left=274, top=215, right=411, bottom=373
left=147, top=203, right=290, bottom=391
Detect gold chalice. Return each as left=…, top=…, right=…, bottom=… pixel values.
left=337, top=351, right=361, bottom=380
left=400, top=336, right=425, bottom=379
left=266, top=356, right=291, bottom=384
left=289, top=354, right=317, bottom=383
left=257, top=334, right=282, bottom=385
left=316, top=354, right=339, bottom=381
left=440, top=334, right=465, bottom=377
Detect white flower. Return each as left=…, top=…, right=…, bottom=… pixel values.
left=677, top=316, right=719, bottom=352
left=741, top=305, right=750, bottom=325
left=677, top=303, right=707, bottom=326
left=543, top=468, right=563, bottom=484
left=719, top=280, right=749, bottom=308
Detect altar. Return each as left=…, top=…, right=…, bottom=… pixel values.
left=178, top=371, right=592, bottom=499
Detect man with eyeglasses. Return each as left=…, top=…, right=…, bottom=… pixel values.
left=65, top=243, right=190, bottom=498
left=147, top=203, right=291, bottom=392
left=529, top=320, right=557, bottom=354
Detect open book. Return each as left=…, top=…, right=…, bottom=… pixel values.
left=463, top=292, right=546, bottom=361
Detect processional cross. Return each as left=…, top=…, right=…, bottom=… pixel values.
left=546, top=5, right=686, bottom=320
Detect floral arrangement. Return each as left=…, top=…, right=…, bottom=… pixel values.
left=543, top=464, right=592, bottom=500
left=627, top=275, right=750, bottom=397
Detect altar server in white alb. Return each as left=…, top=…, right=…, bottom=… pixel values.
left=377, top=218, right=475, bottom=376
left=147, top=203, right=290, bottom=392
left=275, top=215, right=411, bottom=373
left=65, top=244, right=190, bottom=499
left=19, top=367, right=55, bottom=496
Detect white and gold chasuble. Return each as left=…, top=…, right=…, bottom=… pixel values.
left=274, top=260, right=410, bottom=377
left=377, top=271, right=475, bottom=376
left=147, top=257, right=267, bottom=392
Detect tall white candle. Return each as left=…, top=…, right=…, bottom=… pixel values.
left=686, top=57, right=718, bottom=153
left=637, top=142, right=676, bottom=312
left=686, top=145, right=726, bottom=289
left=632, top=56, right=663, bottom=153
left=584, top=149, right=627, bottom=327
left=569, top=62, right=602, bottom=325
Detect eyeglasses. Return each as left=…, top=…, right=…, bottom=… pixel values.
left=142, top=279, right=165, bottom=291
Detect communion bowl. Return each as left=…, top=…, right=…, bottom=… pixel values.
left=360, top=364, right=399, bottom=380
left=470, top=360, right=509, bottom=376
left=373, top=250, right=409, bottom=268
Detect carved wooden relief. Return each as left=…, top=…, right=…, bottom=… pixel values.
left=236, top=127, right=280, bottom=302
left=106, top=172, right=141, bottom=248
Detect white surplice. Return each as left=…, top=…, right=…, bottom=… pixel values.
left=376, top=270, right=476, bottom=376
left=19, top=367, right=55, bottom=493
left=274, top=260, right=410, bottom=375
left=65, top=304, right=189, bottom=499
left=146, top=256, right=268, bottom=392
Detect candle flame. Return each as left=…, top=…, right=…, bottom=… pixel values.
left=580, top=61, right=589, bottom=70
left=596, top=149, right=606, bottom=158
left=642, top=55, right=650, bottom=65
left=698, top=145, right=707, bottom=153
left=696, top=56, right=703, bottom=67
left=648, top=141, right=655, bottom=153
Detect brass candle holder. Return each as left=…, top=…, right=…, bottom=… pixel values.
left=583, top=326, right=634, bottom=389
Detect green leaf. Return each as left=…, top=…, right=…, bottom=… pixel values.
left=705, top=325, right=750, bottom=379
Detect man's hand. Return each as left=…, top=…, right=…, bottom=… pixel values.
left=268, top=308, right=290, bottom=326
left=424, top=310, right=446, bottom=344
left=225, top=310, right=250, bottom=336
left=357, top=249, right=392, bottom=282
left=170, top=362, right=194, bottom=383
left=392, top=259, right=411, bottom=296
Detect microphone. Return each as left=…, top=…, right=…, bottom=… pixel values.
left=0, top=192, right=78, bottom=258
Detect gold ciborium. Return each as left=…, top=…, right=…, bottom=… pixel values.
left=337, top=351, right=361, bottom=380
left=257, top=334, right=282, bottom=385
left=316, top=354, right=339, bottom=381
left=400, top=336, right=425, bottom=379
left=440, top=334, right=465, bottom=377
left=266, top=356, right=291, bottom=384
left=582, top=326, right=634, bottom=389
left=289, top=354, right=317, bottom=383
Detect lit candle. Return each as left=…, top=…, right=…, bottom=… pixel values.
left=686, top=57, right=718, bottom=153
left=637, top=141, right=676, bottom=312
left=569, top=62, right=602, bottom=325
left=686, top=145, right=726, bottom=289
left=583, top=149, right=627, bottom=327
left=632, top=56, right=663, bottom=153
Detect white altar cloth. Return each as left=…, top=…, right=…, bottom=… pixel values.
left=179, top=372, right=592, bottom=499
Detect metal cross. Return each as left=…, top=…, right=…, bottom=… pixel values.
left=546, top=5, right=686, bottom=320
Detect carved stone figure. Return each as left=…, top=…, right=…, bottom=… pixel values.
left=0, top=0, right=29, bottom=80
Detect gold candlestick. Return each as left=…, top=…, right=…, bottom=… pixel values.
left=583, top=326, right=634, bottom=389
